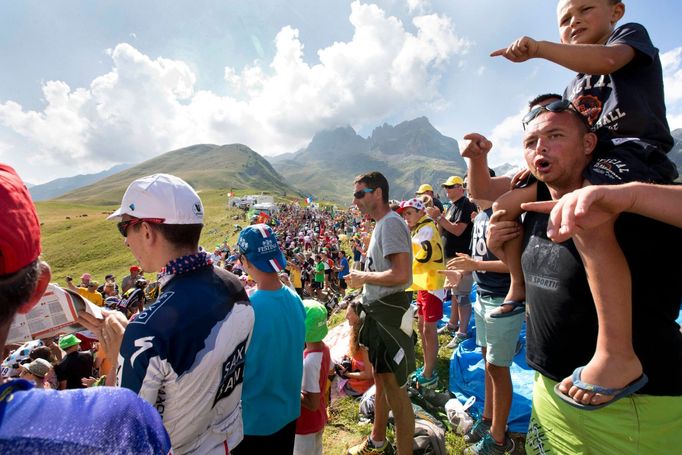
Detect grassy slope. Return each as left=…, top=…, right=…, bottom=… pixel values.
left=37, top=189, right=260, bottom=281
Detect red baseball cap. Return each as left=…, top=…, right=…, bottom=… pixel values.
left=130, top=265, right=141, bottom=273
left=0, top=165, right=41, bottom=275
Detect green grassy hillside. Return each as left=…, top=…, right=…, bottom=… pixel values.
left=38, top=189, right=257, bottom=282
left=57, top=144, right=301, bottom=205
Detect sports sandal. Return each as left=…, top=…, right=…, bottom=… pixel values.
left=553, top=366, right=648, bottom=411
left=489, top=300, right=525, bottom=319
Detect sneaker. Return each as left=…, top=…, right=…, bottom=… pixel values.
left=437, top=322, right=458, bottom=335
left=446, top=333, right=469, bottom=349
left=409, top=366, right=424, bottom=380
left=463, top=418, right=492, bottom=445
left=463, top=432, right=515, bottom=455
left=415, top=371, right=439, bottom=390
left=347, top=438, right=395, bottom=455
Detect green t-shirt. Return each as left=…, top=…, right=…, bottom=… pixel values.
left=314, top=262, right=325, bottom=282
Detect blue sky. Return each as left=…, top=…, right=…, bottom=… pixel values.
left=2, top=0, right=681, bottom=183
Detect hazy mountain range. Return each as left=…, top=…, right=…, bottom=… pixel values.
left=30, top=163, right=133, bottom=201
left=34, top=124, right=682, bottom=204
left=270, top=117, right=468, bottom=202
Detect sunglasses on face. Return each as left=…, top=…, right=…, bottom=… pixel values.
left=117, top=218, right=165, bottom=237
left=522, top=99, right=591, bottom=131
left=353, top=188, right=375, bottom=199
left=443, top=184, right=462, bottom=189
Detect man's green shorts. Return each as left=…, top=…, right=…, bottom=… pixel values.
left=526, top=373, right=682, bottom=454
left=473, top=293, right=524, bottom=367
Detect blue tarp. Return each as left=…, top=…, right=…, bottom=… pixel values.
left=439, top=288, right=534, bottom=434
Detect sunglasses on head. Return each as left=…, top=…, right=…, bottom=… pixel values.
left=117, top=218, right=165, bottom=237
left=353, top=188, right=375, bottom=199
left=522, top=99, right=591, bottom=131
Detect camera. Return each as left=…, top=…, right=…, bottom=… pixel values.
left=334, top=356, right=353, bottom=377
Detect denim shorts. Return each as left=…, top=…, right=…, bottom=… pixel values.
left=474, top=293, right=524, bottom=367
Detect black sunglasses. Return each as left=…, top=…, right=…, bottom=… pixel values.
left=443, top=184, right=462, bottom=189
left=522, top=99, right=591, bottom=131
left=353, top=188, right=375, bottom=199
left=117, top=218, right=165, bottom=237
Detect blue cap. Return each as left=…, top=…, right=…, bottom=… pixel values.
left=237, top=224, right=287, bottom=273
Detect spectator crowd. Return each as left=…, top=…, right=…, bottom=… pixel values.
left=2, top=1, right=682, bottom=454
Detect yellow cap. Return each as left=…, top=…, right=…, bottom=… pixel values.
left=442, top=176, right=464, bottom=187
left=416, top=184, right=433, bottom=194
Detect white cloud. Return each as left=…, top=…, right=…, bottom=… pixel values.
left=0, top=1, right=470, bottom=178
left=667, top=113, right=682, bottom=131
left=662, top=47, right=682, bottom=104
left=0, top=137, right=14, bottom=161
left=662, top=47, right=682, bottom=130
left=487, top=107, right=526, bottom=168
left=407, top=0, right=430, bottom=14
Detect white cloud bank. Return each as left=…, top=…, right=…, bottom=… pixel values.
left=0, top=1, right=470, bottom=177
left=662, top=46, right=682, bottom=130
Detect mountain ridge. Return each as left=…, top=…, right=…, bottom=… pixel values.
left=30, top=163, right=133, bottom=201
left=58, top=144, right=301, bottom=205
left=269, top=117, right=467, bottom=202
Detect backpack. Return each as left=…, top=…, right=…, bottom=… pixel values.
left=413, top=409, right=447, bottom=455
left=359, top=385, right=376, bottom=419
left=388, top=403, right=446, bottom=455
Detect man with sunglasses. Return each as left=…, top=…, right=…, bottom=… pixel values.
left=102, top=173, right=255, bottom=454
left=467, top=96, right=682, bottom=453
left=346, top=171, right=415, bottom=455
left=415, top=183, right=444, bottom=212
left=425, top=175, right=477, bottom=348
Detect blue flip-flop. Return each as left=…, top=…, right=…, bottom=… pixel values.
left=553, top=366, right=648, bottom=411
left=489, top=300, right=525, bottom=318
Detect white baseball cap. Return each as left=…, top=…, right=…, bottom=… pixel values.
left=107, top=174, right=204, bottom=224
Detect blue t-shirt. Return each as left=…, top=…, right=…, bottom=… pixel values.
left=0, top=379, right=171, bottom=454
left=338, top=257, right=350, bottom=279
left=241, top=285, right=306, bottom=435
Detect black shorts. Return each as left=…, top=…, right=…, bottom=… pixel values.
left=583, top=140, right=677, bottom=185
left=232, top=419, right=296, bottom=454
left=311, top=281, right=322, bottom=289
left=339, top=278, right=348, bottom=290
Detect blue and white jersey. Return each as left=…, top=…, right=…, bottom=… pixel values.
left=118, top=265, right=254, bottom=454
left=0, top=379, right=171, bottom=454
